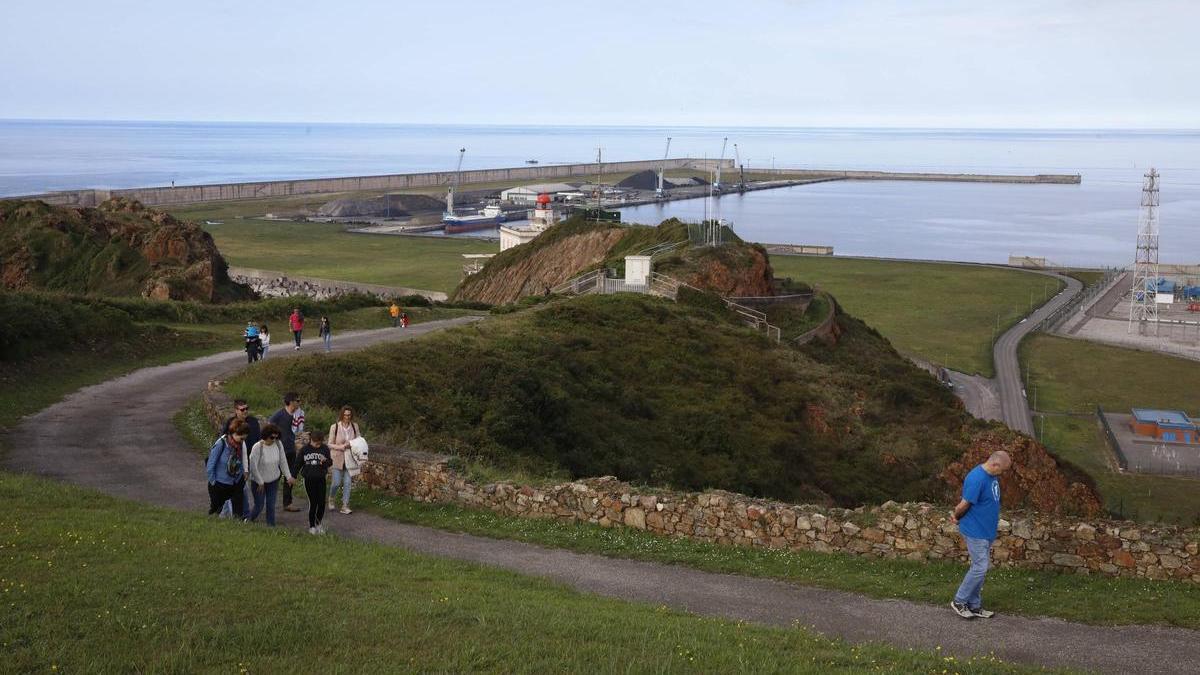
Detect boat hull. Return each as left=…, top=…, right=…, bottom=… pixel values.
left=443, top=214, right=506, bottom=233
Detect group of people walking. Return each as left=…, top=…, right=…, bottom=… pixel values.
left=204, top=392, right=367, bottom=534
left=242, top=309, right=330, bottom=361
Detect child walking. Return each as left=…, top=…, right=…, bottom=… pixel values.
left=299, top=430, right=332, bottom=534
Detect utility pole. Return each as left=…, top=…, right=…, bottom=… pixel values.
left=1128, top=168, right=1161, bottom=335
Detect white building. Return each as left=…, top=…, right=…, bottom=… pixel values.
left=500, top=183, right=578, bottom=205
left=500, top=194, right=559, bottom=251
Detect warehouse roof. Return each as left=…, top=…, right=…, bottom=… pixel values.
left=1132, top=408, right=1195, bottom=427
left=501, top=183, right=578, bottom=195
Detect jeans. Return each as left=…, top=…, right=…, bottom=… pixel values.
left=322, top=333, right=332, bottom=352
left=305, top=476, right=327, bottom=528
left=248, top=479, right=280, bottom=526
left=293, top=330, right=302, bottom=347
left=261, top=345, right=269, bottom=359
left=954, top=536, right=992, bottom=609
left=208, top=481, right=245, bottom=518
left=329, top=467, right=352, bottom=507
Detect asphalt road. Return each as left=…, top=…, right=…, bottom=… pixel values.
left=7, top=317, right=1200, bottom=673
left=993, top=271, right=1082, bottom=434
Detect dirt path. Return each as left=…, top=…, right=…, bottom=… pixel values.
left=6, top=319, right=1200, bottom=673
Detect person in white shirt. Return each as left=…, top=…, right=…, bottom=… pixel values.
left=328, top=405, right=360, bottom=514
left=246, top=423, right=294, bottom=526
left=259, top=324, right=271, bottom=360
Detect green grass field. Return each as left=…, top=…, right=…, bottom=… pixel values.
left=1021, top=334, right=1200, bottom=523
left=770, top=256, right=1062, bottom=376
left=1, top=472, right=1042, bottom=673
left=203, top=220, right=494, bottom=293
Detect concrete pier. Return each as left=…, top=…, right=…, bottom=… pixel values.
left=11, top=160, right=1081, bottom=209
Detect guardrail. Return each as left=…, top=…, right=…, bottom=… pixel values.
left=550, top=268, right=781, bottom=343
left=1096, top=405, right=1128, bottom=471
left=1035, top=267, right=1123, bottom=333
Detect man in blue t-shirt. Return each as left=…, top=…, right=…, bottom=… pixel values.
left=950, top=450, right=1012, bottom=619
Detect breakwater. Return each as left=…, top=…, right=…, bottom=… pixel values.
left=765, top=167, right=1081, bottom=184
left=18, top=158, right=732, bottom=208
left=15, top=161, right=1081, bottom=210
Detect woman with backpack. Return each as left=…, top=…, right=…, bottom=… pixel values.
left=327, top=405, right=360, bottom=514
left=206, top=421, right=249, bottom=518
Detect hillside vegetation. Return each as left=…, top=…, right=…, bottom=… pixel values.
left=231, top=293, right=1098, bottom=513
left=453, top=217, right=775, bottom=305
left=0, top=198, right=251, bottom=302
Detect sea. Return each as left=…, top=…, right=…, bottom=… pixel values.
left=2, top=120, right=1198, bottom=267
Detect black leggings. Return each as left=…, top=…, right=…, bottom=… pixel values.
left=293, top=330, right=303, bottom=347
left=208, top=481, right=245, bottom=518
left=305, top=476, right=326, bottom=527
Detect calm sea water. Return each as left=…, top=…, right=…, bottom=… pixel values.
left=2, top=120, right=1198, bottom=266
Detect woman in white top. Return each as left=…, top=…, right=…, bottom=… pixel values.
left=247, top=423, right=294, bottom=526
left=327, top=405, right=360, bottom=514
left=259, top=324, right=271, bottom=360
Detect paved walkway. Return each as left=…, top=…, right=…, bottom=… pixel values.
left=6, top=320, right=1200, bottom=674
left=993, top=271, right=1081, bottom=434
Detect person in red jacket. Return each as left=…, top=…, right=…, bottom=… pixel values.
left=289, top=308, right=305, bottom=350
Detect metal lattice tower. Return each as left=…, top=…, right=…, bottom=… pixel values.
left=1128, top=168, right=1161, bottom=334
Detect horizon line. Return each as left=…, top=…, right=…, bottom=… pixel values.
left=2, top=117, right=1198, bottom=133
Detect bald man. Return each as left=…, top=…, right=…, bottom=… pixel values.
left=949, top=450, right=1012, bottom=619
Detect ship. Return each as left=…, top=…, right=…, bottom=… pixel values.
left=442, top=147, right=508, bottom=233
left=443, top=203, right=507, bottom=233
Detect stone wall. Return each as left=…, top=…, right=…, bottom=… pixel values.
left=228, top=266, right=446, bottom=302
left=202, top=384, right=1200, bottom=583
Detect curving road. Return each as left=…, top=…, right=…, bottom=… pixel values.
left=993, top=271, right=1082, bottom=434
left=7, top=314, right=1200, bottom=673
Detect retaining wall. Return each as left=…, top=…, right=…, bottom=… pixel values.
left=202, top=383, right=1200, bottom=583
left=21, top=158, right=730, bottom=208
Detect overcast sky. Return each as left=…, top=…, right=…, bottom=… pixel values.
left=2, top=0, right=1197, bottom=127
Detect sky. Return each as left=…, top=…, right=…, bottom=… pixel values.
left=1, top=0, right=1198, bottom=128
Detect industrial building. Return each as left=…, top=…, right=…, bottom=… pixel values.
left=500, top=183, right=579, bottom=205
left=1130, top=408, right=1199, bottom=444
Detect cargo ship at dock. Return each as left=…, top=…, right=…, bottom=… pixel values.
left=443, top=204, right=506, bottom=233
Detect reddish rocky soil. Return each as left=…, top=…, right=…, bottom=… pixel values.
left=943, top=428, right=1103, bottom=516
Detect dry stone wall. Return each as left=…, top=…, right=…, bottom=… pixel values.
left=203, top=384, right=1200, bottom=583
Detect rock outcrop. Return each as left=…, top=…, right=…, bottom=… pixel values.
left=0, top=198, right=251, bottom=302
left=454, top=226, right=626, bottom=305
left=947, top=429, right=1103, bottom=517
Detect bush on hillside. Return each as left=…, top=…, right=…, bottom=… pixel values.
left=233, top=294, right=981, bottom=507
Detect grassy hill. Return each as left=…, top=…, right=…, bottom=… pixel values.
left=0, top=198, right=251, bottom=302
left=227, top=292, right=1094, bottom=511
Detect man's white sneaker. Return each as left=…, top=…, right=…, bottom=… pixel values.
left=327, top=500, right=335, bottom=510
left=317, top=524, right=326, bottom=534
left=950, top=601, right=975, bottom=619
left=339, top=506, right=352, bottom=515
left=307, top=526, right=317, bottom=535
left=970, top=607, right=995, bottom=618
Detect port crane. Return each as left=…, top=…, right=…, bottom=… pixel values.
left=733, top=143, right=747, bottom=193
left=445, top=147, right=466, bottom=218
left=713, top=137, right=728, bottom=192
left=655, top=137, right=672, bottom=199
